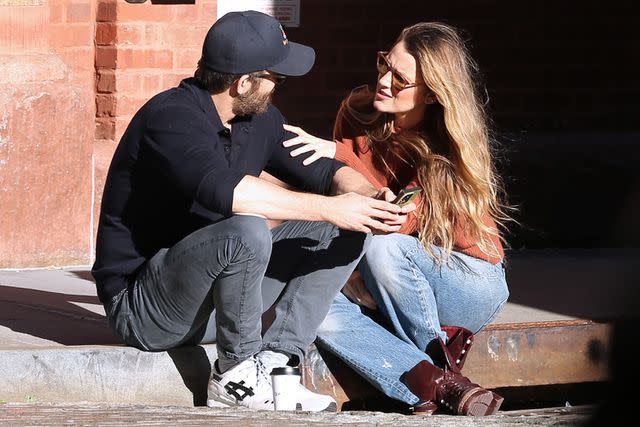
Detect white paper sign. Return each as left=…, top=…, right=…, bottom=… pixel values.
left=217, top=0, right=300, bottom=27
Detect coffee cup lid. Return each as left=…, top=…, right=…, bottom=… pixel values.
left=270, top=366, right=301, bottom=376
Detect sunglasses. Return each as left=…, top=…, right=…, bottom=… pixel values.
left=252, top=72, right=286, bottom=86
left=376, top=51, right=424, bottom=93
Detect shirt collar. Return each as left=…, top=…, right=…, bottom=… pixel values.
left=180, top=78, right=254, bottom=135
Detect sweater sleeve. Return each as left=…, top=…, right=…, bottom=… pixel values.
left=334, top=142, right=385, bottom=189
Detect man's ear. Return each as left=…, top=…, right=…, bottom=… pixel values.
left=234, top=74, right=254, bottom=96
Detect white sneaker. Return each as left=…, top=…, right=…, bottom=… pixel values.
left=206, top=357, right=274, bottom=410
left=256, top=350, right=338, bottom=412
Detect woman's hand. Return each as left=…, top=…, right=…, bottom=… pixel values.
left=283, top=124, right=337, bottom=165
left=342, top=270, right=377, bottom=310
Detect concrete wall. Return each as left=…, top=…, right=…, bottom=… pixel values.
left=0, top=0, right=95, bottom=267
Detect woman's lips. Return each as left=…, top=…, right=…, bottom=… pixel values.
left=375, top=91, right=392, bottom=100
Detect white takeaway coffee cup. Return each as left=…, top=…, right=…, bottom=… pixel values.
left=270, top=366, right=302, bottom=411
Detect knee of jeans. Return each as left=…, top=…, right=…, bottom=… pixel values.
left=361, top=235, right=415, bottom=283
left=227, top=216, right=272, bottom=262
left=478, top=278, right=509, bottom=325
left=317, top=294, right=359, bottom=335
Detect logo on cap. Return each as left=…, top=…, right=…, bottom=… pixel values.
left=279, top=24, right=289, bottom=45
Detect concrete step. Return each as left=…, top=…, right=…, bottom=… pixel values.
left=1, top=248, right=637, bottom=408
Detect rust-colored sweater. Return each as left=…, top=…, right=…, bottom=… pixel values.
left=333, top=111, right=504, bottom=264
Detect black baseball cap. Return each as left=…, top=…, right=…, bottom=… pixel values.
left=202, top=10, right=315, bottom=76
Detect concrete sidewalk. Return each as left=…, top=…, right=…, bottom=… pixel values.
left=0, top=248, right=638, bottom=412
left=0, top=403, right=596, bottom=426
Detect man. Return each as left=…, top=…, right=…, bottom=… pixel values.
left=92, top=10, right=410, bottom=412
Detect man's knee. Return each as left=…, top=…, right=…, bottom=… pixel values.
left=192, top=215, right=271, bottom=267
left=224, top=215, right=272, bottom=262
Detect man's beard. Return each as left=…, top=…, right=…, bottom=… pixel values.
left=232, top=84, right=272, bottom=116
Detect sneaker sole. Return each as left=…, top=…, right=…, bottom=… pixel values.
left=295, top=401, right=337, bottom=413
left=206, top=398, right=231, bottom=408
left=323, top=402, right=337, bottom=412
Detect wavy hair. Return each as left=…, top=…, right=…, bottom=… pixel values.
left=337, top=22, right=513, bottom=262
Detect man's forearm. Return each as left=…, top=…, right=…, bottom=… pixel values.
left=330, top=166, right=378, bottom=197
left=232, top=175, right=329, bottom=221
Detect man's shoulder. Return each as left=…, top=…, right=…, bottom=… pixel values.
left=249, top=104, right=286, bottom=134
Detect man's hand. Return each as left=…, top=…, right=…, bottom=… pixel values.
left=369, top=187, right=417, bottom=234
left=322, top=192, right=407, bottom=234
left=342, top=270, right=377, bottom=310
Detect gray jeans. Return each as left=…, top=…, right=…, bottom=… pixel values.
left=105, top=215, right=369, bottom=371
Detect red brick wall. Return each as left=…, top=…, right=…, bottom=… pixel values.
left=1, top=0, right=637, bottom=267
left=0, top=0, right=95, bottom=267
left=93, top=0, right=217, bottom=241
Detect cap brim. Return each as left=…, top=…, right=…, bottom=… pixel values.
left=268, top=42, right=316, bottom=77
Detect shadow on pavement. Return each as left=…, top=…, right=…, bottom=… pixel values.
left=0, top=284, right=119, bottom=345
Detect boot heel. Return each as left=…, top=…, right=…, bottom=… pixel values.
left=486, top=392, right=504, bottom=415
left=461, top=388, right=494, bottom=416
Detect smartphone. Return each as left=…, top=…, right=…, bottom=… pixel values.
left=392, top=187, right=422, bottom=207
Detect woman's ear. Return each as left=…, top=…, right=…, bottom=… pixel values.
left=424, top=92, right=437, bottom=104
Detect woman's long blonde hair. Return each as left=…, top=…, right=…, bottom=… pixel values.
left=338, top=22, right=512, bottom=262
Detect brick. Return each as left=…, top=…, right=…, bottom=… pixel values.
left=96, top=22, right=116, bottom=46
left=143, top=23, right=163, bottom=45
left=142, top=75, right=162, bottom=94
left=117, top=2, right=171, bottom=22
left=95, top=117, right=115, bottom=140
left=97, top=0, right=116, bottom=22
left=96, top=69, right=115, bottom=93
left=115, top=96, right=146, bottom=116
left=113, top=72, right=143, bottom=95
left=173, top=48, right=200, bottom=69
left=95, top=94, right=116, bottom=117
left=96, top=46, right=117, bottom=68
left=172, top=4, right=199, bottom=22
left=163, top=25, right=208, bottom=48
left=118, top=49, right=173, bottom=69
left=117, top=23, right=144, bottom=46
left=48, top=3, right=64, bottom=23
left=161, top=72, right=190, bottom=91
left=67, top=1, right=92, bottom=23
left=49, top=24, right=92, bottom=48
left=57, top=47, right=95, bottom=74
left=200, top=1, right=217, bottom=23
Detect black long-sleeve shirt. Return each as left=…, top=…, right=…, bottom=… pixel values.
left=92, top=78, right=344, bottom=304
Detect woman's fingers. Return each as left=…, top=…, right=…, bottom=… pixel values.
left=290, top=143, right=318, bottom=157
left=303, top=152, right=323, bottom=165
left=283, top=124, right=305, bottom=135
left=282, top=136, right=305, bottom=147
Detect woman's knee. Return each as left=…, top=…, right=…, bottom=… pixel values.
left=361, top=234, right=417, bottom=277
left=317, top=293, right=361, bottom=335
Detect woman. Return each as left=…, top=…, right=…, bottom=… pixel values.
left=283, top=22, right=511, bottom=416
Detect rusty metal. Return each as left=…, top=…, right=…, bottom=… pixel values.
left=303, top=320, right=612, bottom=407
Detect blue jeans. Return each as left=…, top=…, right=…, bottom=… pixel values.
left=315, top=233, right=509, bottom=405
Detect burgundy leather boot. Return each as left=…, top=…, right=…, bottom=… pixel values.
left=442, top=326, right=474, bottom=369
left=442, top=326, right=504, bottom=413
left=401, top=338, right=500, bottom=416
